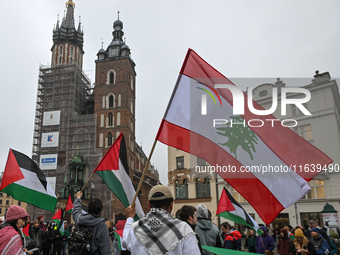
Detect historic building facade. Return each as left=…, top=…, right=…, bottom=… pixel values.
left=28, top=1, right=159, bottom=222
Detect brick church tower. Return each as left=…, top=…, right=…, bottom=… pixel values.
left=94, top=12, right=137, bottom=172
left=51, top=1, right=84, bottom=69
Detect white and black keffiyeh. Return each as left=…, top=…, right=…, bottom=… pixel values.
left=132, top=208, right=196, bottom=255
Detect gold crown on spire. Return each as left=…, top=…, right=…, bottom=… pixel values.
left=66, top=1, right=75, bottom=8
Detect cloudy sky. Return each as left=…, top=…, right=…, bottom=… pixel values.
left=0, top=0, right=339, bottom=185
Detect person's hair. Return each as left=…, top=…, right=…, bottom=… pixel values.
left=178, top=205, right=196, bottom=222
left=221, top=222, right=231, bottom=230
left=247, top=229, right=255, bottom=238
left=309, top=220, right=316, bottom=226
left=37, top=215, right=44, bottom=222
left=149, top=198, right=173, bottom=209
left=88, top=198, right=103, bottom=216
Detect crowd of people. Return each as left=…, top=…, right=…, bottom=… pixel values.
left=1, top=187, right=340, bottom=255
left=0, top=206, right=73, bottom=255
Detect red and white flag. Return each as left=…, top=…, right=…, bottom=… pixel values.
left=156, top=49, right=332, bottom=224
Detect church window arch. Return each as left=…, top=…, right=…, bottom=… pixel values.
left=108, top=112, right=114, bottom=127
left=99, top=133, right=103, bottom=147
left=108, top=132, right=113, bottom=147
left=106, top=93, right=115, bottom=109
left=107, top=70, right=116, bottom=85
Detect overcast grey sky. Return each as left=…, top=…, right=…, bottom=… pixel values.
left=0, top=0, right=339, bottom=185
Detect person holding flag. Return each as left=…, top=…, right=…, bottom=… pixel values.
left=123, top=185, right=200, bottom=255
left=72, top=191, right=111, bottom=255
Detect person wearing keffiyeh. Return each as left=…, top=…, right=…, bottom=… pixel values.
left=122, top=185, right=200, bottom=255
left=0, top=205, right=33, bottom=255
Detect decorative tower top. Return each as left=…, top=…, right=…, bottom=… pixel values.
left=97, top=11, right=131, bottom=61
left=52, top=0, right=84, bottom=52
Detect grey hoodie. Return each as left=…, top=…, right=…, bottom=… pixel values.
left=195, top=219, right=223, bottom=255
left=73, top=198, right=111, bottom=255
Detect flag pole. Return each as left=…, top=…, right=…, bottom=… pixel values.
left=80, top=171, right=95, bottom=193
left=132, top=139, right=158, bottom=206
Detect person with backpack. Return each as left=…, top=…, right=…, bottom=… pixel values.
left=309, top=228, right=330, bottom=255
left=70, top=191, right=111, bottom=255
left=255, top=226, right=275, bottom=255
left=220, top=222, right=242, bottom=250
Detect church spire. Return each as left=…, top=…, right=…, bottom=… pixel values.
left=64, top=1, right=75, bottom=28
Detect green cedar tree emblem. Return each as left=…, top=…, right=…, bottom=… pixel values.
left=216, top=116, right=258, bottom=160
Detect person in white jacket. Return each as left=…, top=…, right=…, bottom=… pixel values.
left=122, top=185, right=200, bottom=255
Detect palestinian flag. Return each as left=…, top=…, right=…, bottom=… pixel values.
left=65, top=195, right=73, bottom=214
left=22, top=224, right=30, bottom=239
left=114, top=229, right=126, bottom=251
left=94, top=133, right=144, bottom=219
left=51, top=208, right=65, bottom=235
left=0, top=149, right=57, bottom=212
left=217, top=187, right=260, bottom=234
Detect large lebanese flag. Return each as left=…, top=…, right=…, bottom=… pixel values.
left=156, top=49, right=333, bottom=224
left=0, top=149, right=57, bottom=212
left=94, top=133, right=144, bottom=219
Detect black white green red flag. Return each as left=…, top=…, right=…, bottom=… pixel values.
left=217, top=187, right=260, bottom=234
left=65, top=195, right=73, bottom=214
left=22, top=224, right=30, bottom=239
left=156, top=49, right=333, bottom=224
left=94, top=133, right=144, bottom=219
left=0, top=149, right=57, bottom=212
left=51, top=208, right=65, bottom=235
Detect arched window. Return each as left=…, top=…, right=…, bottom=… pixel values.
left=196, top=177, right=211, bottom=198
left=175, top=179, right=188, bottom=199
left=70, top=57, right=73, bottom=64
left=60, top=45, right=63, bottom=54
left=100, top=114, right=104, bottom=127
left=99, top=133, right=103, bottom=147
left=109, top=95, right=114, bottom=108
left=70, top=46, right=73, bottom=55
left=108, top=132, right=113, bottom=147
left=108, top=113, right=113, bottom=127
left=117, top=112, right=121, bottom=126
left=110, top=72, right=114, bottom=84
